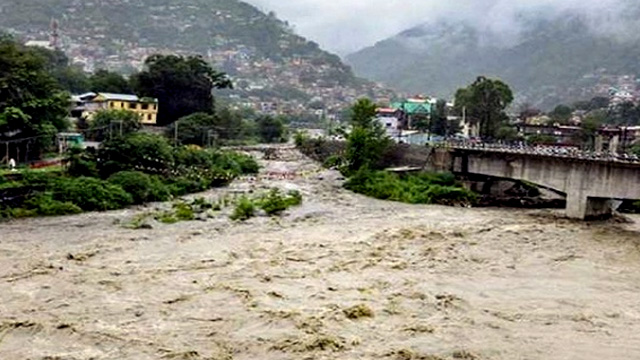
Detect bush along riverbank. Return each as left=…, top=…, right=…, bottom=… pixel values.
left=0, top=133, right=259, bottom=219
left=345, top=169, right=477, bottom=207
left=294, top=98, right=477, bottom=208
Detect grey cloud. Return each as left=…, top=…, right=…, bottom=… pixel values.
left=245, top=0, right=635, bottom=54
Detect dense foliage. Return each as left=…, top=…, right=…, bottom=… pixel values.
left=256, top=115, right=287, bottom=144
left=107, top=171, right=170, bottom=204
left=131, top=55, right=232, bottom=126
left=309, top=98, right=479, bottom=207
left=454, top=76, right=514, bottom=139
left=345, top=169, right=477, bottom=206
left=1, top=133, right=259, bottom=219
left=0, top=36, right=70, bottom=161
left=344, top=99, right=392, bottom=173
left=89, top=109, right=142, bottom=140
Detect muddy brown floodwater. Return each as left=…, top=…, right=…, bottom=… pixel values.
left=1, top=147, right=640, bottom=360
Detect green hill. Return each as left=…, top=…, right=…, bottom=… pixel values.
left=0, top=0, right=390, bottom=112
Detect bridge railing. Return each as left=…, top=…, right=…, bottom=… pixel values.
left=432, top=141, right=640, bottom=164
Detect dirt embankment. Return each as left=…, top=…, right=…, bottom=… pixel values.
left=1, top=147, right=640, bottom=360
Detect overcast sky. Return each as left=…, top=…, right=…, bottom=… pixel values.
left=245, top=0, right=630, bottom=55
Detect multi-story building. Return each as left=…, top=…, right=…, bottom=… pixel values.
left=74, top=92, right=159, bottom=125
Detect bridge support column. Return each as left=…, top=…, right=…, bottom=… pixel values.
left=566, top=193, right=616, bottom=220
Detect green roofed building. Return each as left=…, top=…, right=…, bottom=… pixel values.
left=390, top=98, right=432, bottom=130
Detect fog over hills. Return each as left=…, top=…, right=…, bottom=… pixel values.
left=346, top=0, right=640, bottom=108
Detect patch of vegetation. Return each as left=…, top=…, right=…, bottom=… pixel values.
left=25, top=193, right=82, bottom=217
left=230, top=196, right=256, bottom=221
left=51, top=177, right=133, bottom=212
left=257, top=189, right=303, bottom=216
left=108, top=171, right=170, bottom=204
left=345, top=169, right=477, bottom=207
left=173, top=202, right=195, bottom=221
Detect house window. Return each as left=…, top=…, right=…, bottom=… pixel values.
left=109, top=102, right=114, bottom=108
left=141, top=103, right=149, bottom=110
left=128, top=102, right=136, bottom=109
left=147, top=114, right=152, bottom=121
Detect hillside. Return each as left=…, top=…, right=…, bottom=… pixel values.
left=0, top=0, right=392, bottom=114
left=347, top=11, right=640, bottom=109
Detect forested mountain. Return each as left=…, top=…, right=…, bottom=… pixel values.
left=347, top=9, right=640, bottom=109
left=0, top=0, right=391, bottom=112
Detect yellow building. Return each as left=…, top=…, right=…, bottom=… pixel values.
left=80, top=93, right=159, bottom=125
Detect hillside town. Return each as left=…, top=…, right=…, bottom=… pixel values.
left=11, top=15, right=395, bottom=122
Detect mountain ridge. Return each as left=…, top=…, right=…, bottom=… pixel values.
left=347, top=10, right=640, bottom=109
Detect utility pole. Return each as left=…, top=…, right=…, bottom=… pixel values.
left=174, top=120, right=179, bottom=146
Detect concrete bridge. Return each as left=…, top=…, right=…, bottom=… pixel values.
left=431, top=146, right=640, bottom=219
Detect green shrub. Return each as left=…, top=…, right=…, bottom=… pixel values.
left=52, top=177, right=133, bottom=211
left=165, top=175, right=212, bottom=197
left=230, top=196, right=255, bottom=221
left=345, top=169, right=477, bottom=206
left=25, top=193, right=82, bottom=216
left=98, top=133, right=174, bottom=177
left=285, top=190, right=303, bottom=207
left=293, top=131, right=308, bottom=147
left=155, top=211, right=178, bottom=224
left=21, top=170, right=60, bottom=187
left=259, top=189, right=289, bottom=216
left=108, top=171, right=170, bottom=204
left=66, top=147, right=99, bottom=178
left=173, top=202, right=195, bottom=221
left=257, top=189, right=304, bottom=216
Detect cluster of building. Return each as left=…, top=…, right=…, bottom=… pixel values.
left=15, top=12, right=394, bottom=121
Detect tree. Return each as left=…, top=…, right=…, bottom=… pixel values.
left=572, top=111, right=605, bottom=150
left=215, top=107, right=247, bottom=141
left=527, top=134, right=557, bottom=146
left=518, top=103, right=541, bottom=123
left=454, top=76, right=514, bottom=139
left=131, top=54, right=232, bottom=126
left=574, top=96, right=610, bottom=112
left=430, top=99, right=449, bottom=137
left=549, top=104, right=573, bottom=124
left=496, top=126, right=520, bottom=142
left=168, top=112, right=217, bottom=147
left=28, top=46, right=90, bottom=93
left=0, top=36, right=70, bottom=161
left=89, top=69, right=132, bottom=93
left=98, top=133, right=174, bottom=178
left=89, top=109, right=142, bottom=140
left=256, top=115, right=286, bottom=143
left=348, top=98, right=378, bottom=128
left=344, top=98, right=391, bottom=173
left=609, top=101, right=640, bottom=125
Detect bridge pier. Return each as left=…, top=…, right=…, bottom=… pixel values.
left=566, top=193, right=617, bottom=220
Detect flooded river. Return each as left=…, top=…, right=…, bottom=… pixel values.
left=1, top=147, right=639, bottom=359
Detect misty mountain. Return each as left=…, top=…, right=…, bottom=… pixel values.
left=347, top=11, right=640, bottom=108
